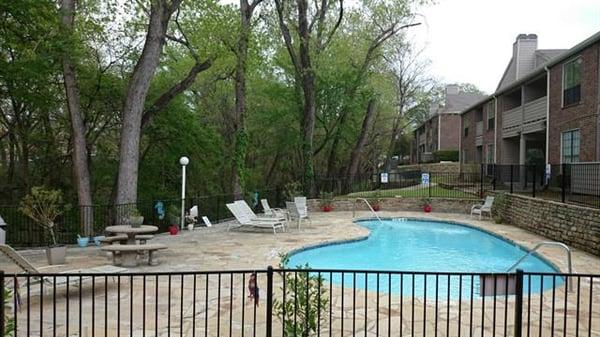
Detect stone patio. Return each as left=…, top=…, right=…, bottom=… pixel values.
left=1, top=211, right=599, bottom=336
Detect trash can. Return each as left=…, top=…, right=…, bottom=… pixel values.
left=0, top=215, right=6, bottom=244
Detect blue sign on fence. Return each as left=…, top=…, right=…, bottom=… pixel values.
left=421, top=173, right=430, bottom=186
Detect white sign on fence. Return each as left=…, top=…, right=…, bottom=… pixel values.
left=421, top=173, right=430, bottom=186
left=380, top=172, right=389, bottom=184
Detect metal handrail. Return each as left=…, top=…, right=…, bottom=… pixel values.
left=506, top=241, right=573, bottom=291
left=352, top=198, right=383, bottom=224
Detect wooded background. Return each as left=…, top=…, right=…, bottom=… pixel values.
left=0, top=0, right=482, bottom=211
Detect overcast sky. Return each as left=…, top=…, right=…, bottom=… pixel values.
left=409, top=0, right=600, bottom=94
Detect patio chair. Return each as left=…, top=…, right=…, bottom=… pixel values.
left=226, top=203, right=284, bottom=234
left=294, top=196, right=311, bottom=224
left=285, top=201, right=303, bottom=229
left=185, top=205, right=199, bottom=225
left=0, top=244, right=127, bottom=287
left=470, top=196, right=495, bottom=220
left=260, top=199, right=287, bottom=218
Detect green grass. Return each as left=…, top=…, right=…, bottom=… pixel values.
left=344, top=185, right=478, bottom=199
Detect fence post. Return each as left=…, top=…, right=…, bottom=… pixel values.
left=532, top=166, right=536, bottom=198
left=428, top=172, right=432, bottom=198
left=0, top=270, right=4, bottom=336
left=514, top=269, right=524, bottom=337
left=265, top=266, right=274, bottom=337
left=480, top=164, right=484, bottom=198
left=561, top=163, right=567, bottom=203
left=510, top=165, right=514, bottom=194
left=492, top=164, right=497, bottom=190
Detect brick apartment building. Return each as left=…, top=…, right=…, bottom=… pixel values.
left=460, top=32, right=600, bottom=167
left=411, top=85, right=484, bottom=163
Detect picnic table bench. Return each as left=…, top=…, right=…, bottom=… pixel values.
left=100, top=234, right=154, bottom=245
left=101, top=244, right=167, bottom=267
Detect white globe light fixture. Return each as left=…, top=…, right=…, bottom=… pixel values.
left=180, top=156, right=189, bottom=229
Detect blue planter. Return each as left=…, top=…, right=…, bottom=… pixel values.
left=77, top=237, right=89, bottom=248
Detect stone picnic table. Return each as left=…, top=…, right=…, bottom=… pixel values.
left=104, top=225, right=158, bottom=244
left=103, top=225, right=159, bottom=267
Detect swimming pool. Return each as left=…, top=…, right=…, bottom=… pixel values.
left=288, top=218, right=563, bottom=297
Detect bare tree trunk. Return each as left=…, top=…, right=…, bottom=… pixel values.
left=59, top=0, right=94, bottom=235
left=346, top=99, right=376, bottom=178
left=115, top=0, right=180, bottom=205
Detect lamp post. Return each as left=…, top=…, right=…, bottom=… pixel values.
left=179, top=156, right=189, bottom=229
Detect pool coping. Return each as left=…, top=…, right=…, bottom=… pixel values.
left=286, top=216, right=564, bottom=275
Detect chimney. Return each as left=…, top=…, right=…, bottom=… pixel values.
left=513, top=34, right=538, bottom=79
left=445, top=84, right=459, bottom=96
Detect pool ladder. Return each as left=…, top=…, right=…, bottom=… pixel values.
left=506, top=241, right=573, bottom=292
left=352, top=198, right=383, bottom=224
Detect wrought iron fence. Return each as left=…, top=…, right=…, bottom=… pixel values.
left=0, top=268, right=598, bottom=336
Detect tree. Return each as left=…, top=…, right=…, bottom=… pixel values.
left=274, top=0, right=344, bottom=195
left=59, top=0, right=94, bottom=235
left=116, top=0, right=212, bottom=205
left=231, top=0, right=264, bottom=198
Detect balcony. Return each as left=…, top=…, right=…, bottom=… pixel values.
left=476, top=121, right=483, bottom=145
left=501, top=96, right=547, bottom=138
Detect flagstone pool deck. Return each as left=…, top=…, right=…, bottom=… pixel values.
left=1, top=211, right=599, bottom=336
left=3, top=211, right=598, bottom=274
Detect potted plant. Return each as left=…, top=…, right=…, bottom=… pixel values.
left=19, top=187, right=68, bottom=265
left=319, top=192, right=334, bottom=212
left=421, top=198, right=432, bottom=213
left=369, top=191, right=382, bottom=211
left=127, top=208, right=144, bottom=228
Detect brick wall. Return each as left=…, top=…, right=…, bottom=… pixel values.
left=492, top=192, right=600, bottom=256
left=548, top=42, right=600, bottom=164
left=308, top=198, right=476, bottom=213
left=439, top=114, right=461, bottom=150
left=461, top=109, right=476, bottom=163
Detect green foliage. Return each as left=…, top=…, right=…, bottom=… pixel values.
left=433, top=150, right=459, bottom=162
left=491, top=192, right=507, bottom=221
left=274, top=254, right=329, bottom=337
left=420, top=197, right=432, bottom=206
left=19, top=187, right=67, bottom=246
left=284, top=182, right=303, bottom=201
left=525, top=148, right=545, bottom=167
left=3, top=287, right=14, bottom=336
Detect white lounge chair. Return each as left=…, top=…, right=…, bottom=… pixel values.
left=226, top=203, right=284, bottom=234
left=0, top=244, right=127, bottom=286
left=470, top=196, right=495, bottom=220
left=294, top=196, right=311, bottom=224
left=234, top=200, right=287, bottom=222
left=260, top=199, right=287, bottom=218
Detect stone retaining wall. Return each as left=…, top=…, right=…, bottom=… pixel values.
left=308, top=197, right=476, bottom=213
left=396, top=162, right=460, bottom=173
left=491, top=192, right=600, bottom=256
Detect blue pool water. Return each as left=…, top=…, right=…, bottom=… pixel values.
left=288, top=219, right=563, bottom=298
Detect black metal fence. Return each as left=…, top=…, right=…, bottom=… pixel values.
left=491, top=163, right=600, bottom=208
left=0, top=189, right=284, bottom=248
left=1, top=268, right=598, bottom=336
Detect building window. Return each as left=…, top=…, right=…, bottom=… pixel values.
left=563, top=57, right=582, bottom=106
left=486, top=144, right=494, bottom=163
left=561, top=129, right=580, bottom=163
left=487, top=102, right=495, bottom=130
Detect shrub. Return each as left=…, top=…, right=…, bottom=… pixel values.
left=318, top=192, right=334, bottom=207
left=433, top=150, right=459, bottom=162
left=19, top=187, right=66, bottom=246
left=284, top=181, right=303, bottom=201
left=274, top=254, right=328, bottom=337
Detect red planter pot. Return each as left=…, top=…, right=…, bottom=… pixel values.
left=372, top=204, right=381, bottom=212
left=321, top=205, right=333, bottom=212
left=423, top=205, right=432, bottom=213
left=168, top=226, right=179, bottom=235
